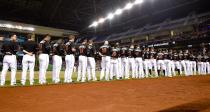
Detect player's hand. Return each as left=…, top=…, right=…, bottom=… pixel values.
left=28, top=53, right=33, bottom=56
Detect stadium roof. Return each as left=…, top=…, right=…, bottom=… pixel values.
left=0, top=0, right=209, bottom=36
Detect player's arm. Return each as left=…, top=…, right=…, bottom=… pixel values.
left=38, top=41, right=44, bottom=54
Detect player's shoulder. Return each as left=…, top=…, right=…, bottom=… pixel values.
left=40, top=40, right=46, bottom=44
left=53, top=43, right=58, bottom=47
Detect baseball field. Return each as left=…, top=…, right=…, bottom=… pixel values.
left=0, top=72, right=210, bottom=112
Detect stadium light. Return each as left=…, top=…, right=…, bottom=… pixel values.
left=89, top=0, right=144, bottom=28
left=98, top=18, right=106, bottom=23
left=115, top=8, right=123, bottom=15
left=107, top=13, right=114, bottom=20
left=124, top=3, right=134, bottom=10
left=134, top=0, right=143, bottom=5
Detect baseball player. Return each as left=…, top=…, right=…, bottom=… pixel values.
left=169, top=49, right=176, bottom=77
left=184, top=50, right=190, bottom=76
left=38, top=34, right=51, bottom=84
left=174, top=50, right=182, bottom=75
left=207, top=58, right=210, bottom=74
left=189, top=52, right=197, bottom=75
left=1, top=34, right=18, bottom=86
left=99, top=41, right=111, bottom=81
left=128, top=45, right=135, bottom=79
left=149, top=47, right=158, bottom=77
left=110, top=46, right=119, bottom=80
left=116, top=43, right=122, bottom=79
left=157, top=49, right=166, bottom=76
left=203, top=55, right=209, bottom=75
left=64, top=35, right=76, bottom=83
left=86, top=40, right=97, bottom=81
left=77, top=40, right=88, bottom=82
left=21, top=34, right=38, bottom=85
left=197, top=53, right=203, bottom=75
left=180, top=50, right=187, bottom=76
left=121, top=46, right=129, bottom=79
left=143, top=48, right=151, bottom=77
left=164, top=49, right=172, bottom=77
left=134, top=45, right=144, bottom=78
left=52, top=39, right=64, bottom=84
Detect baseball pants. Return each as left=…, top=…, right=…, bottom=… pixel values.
left=64, top=54, right=75, bottom=83
left=100, top=56, right=111, bottom=81
left=87, top=57, right=97, bottom=81
left=164, top=59, right=172, bottom=77
left=121, top=57, right=129, bottom=79
left=135, top=58, right=144, bottom=78
left=1, top=55, right=17, bottom=86
left=149, top=59, right=158, bottom=77
left=110, top=59, right=119, bottom=80
left=39, top=54, right=49, bottom=84
left=77, top=56, right=87, bottom=82
left=128, top=58, right=136, bottom=78
left=157, top=60, right=166, bottom=76
left=52, top=55, right=62, bottom=83
left=21, top=54, right=35, bottom=85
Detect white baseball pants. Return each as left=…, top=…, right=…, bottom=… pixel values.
left=87, top=57, right=97, bottom=81
left=21, top=54, right=35, bottom=85
left=52, top=55, right=62, bottom=83
left=39, top=54, right=49, bottom=84
left=1, top=55, right=17, bottom=86
left=64, top=54, right=75, bottom=83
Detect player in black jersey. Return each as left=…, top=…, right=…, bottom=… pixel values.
left=143, top=48, right=151, bottom=77
left=169, top=49, right=176, bottom=77
left=121, top=46, right=129, bottom=79
left=116, top=43, right=122, bottom=79
left=38, top=34, right=51, bottom=84
left=173, top=50, right=182, bottom=75
left=134, top=45, right=144, bottom=78
left=64, top=35, right=77, bottom=83
left=21, top=34, right=38, bottom=85
left=1, top=34, right=19, bottom=86
left=99, top=41, right=111, bottom=81
left=163, top=49, right=172, bottom=77
left=52, top=39, right=65, bottom=83
left=77, top=40, right=88, bottom=82
left=87, top=40, right=97, bottom=81
left=149, top=47, right=158, bottom=77
left=183, top=50, right=190, bottom=76
left=157, top=49, right=166, bottom=76
left=128, top=45, right=135, bottom=79
left=110, top=46, right=120, bottom=80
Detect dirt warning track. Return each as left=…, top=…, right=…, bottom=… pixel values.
left=0, top=75, right=210, bottom=112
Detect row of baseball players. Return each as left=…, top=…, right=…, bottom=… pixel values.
left=0, top=33, right=209, bottom=86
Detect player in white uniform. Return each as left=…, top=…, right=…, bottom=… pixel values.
left=38, top=34, right=51, bottom=84
left=183, top=50, right=190, bottom=76
left=64, top=35, right=76, bottom=83
left=21, top=34, right=38, bottom=85
left=157, top=49, right=166, bottom=76
left=120, top=46, right=129, bottom=79
left=99, top=41, right=111, bottom=81
left=134, top=46, right=144, bottom=78
left=174, top=50, right=182, bottom=75
left=110, top=46, right=120, bottom=80
left=169, top=50, right=176, bottom=77
left=164, top=50, right=172, bottom=77
left=128, top=45, right=135, bottom=79
left=77, top=40, right=88, bottom=82
left=149, top=48, right=158, bottom=77
left=116, top=43, right=122, bottom=79
left=0, top=34, right=18, bottom=86
left=86, top=40, right=97, bottom=81
left=143, top=48, right=151, bottom=78
left=52, top=39, right=64, bottom=84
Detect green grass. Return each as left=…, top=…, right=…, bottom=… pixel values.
left=3, top=71, right=102, bottom=87
left=1, top=70, right=186, bottom=87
